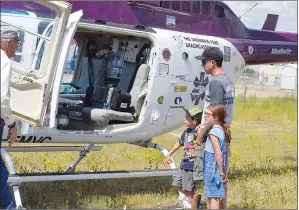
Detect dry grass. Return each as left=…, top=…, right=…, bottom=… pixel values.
left=7, top=96, right=297, bottom=209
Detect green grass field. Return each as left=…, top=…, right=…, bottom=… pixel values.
left=8, top=96, right=297, bottom=209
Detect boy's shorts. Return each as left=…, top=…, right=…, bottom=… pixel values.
left=172, top=168, right=195, bottom=192
left=193, top=144, right=205, bottom=182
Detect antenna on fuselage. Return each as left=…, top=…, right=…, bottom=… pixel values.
left=239, top=3, right=259, bottom=19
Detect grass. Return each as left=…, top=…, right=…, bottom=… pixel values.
left=7, top=96, right=297, bottom=209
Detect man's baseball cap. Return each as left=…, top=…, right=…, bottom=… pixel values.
left=0, top=25, right=21, bottom=41
left=195, top=47, right=223, bottom=63
left=183, top=106, right=203, bottom=123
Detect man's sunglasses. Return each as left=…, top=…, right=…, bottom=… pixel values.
left=13, top=38, right=22, bottom=48
left=202, top=59, right=209, bottom=66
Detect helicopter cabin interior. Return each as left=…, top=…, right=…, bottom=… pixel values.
left=1, top=7, right=154, bottom=131
left=55, top=26, right=153, bottom=131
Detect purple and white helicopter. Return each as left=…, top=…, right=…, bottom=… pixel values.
left=0, top=1, right=297, bottom=208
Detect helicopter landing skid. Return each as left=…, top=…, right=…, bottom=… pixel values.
left=2, top=140, right=191, bottom=209
left=132, top=140, right=192, bottom=209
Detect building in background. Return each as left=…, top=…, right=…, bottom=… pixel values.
left=280, top=64, right=297, bottom=91
left=258, top=65, right=284, bottom=86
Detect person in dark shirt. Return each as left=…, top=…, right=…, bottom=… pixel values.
left=164, top=106, right=203, bottom=209
left=195, top=46, right=235, bottom=209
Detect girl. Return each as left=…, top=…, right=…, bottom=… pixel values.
left=203, top=104, right=231, bottom=209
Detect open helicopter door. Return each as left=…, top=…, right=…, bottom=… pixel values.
left=1, top=1, right=82, bottom=126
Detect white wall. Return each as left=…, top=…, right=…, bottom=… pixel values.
left=280, top=65, right=297, bottom=90
left=258, top=65, right=283, bottom=85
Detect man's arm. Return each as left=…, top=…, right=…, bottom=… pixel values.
left=196, top=121, right=214, bottom=144
left=1, top=61, right=15, bottom=126
left=210, top=80, right=225, bottom=105
left=196, top=80, right=225, bottom=143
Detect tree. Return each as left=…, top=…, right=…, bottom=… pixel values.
left=244, top=67, right=255, bottom=74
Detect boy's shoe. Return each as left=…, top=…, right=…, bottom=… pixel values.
left=197, top=194, right=202, bottom=209
left=179, top=194, right=191, bottom=209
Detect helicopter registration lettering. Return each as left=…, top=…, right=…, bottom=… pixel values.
left=16, top=136, right=52, bottom=143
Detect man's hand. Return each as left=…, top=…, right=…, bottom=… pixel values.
left=196, top=127, right=204, bottom=144
left=196, top=126, right=205, bottom=145
left=196, top=121, right=214, bottom=144
left=195, top=125, right=200, bottom=136
left=164, top=154, right=173, bottom=167
left=7, top=126, right=17, bottom=147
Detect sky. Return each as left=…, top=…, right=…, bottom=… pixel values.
left=224, top=1, right=297, bottom=71
left=224, top=1, right=297, bottom=33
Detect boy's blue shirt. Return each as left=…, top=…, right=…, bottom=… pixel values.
left=179, top=127, right=197, bottom=170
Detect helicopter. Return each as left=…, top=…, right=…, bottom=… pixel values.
left=0, top=1, right=297, bottom=209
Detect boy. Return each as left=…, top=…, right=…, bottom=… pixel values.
left=164, top=106, right=203, bottom=209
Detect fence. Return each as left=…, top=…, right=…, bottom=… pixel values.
left=235, top=72, right=297, bottom=100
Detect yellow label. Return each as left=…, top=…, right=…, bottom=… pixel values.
left=174, top=86, right=187, bottom=92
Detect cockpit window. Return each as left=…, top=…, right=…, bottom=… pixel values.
left=160, top=1, right=212, bottom=15
left=171, top=1, right=181, bottom=11
left=181, top=1, right=191, bottom=13
left=160, top=1, right=170, bottom=9
left=202, top=1, right=211, bottom=15
left=215, top=5, right=225, bottom=18
left=33, top=24, right=53, bottom=70
left=36, top=21, right=50, bottom=48
left=192, top=2, right=201, bottom=14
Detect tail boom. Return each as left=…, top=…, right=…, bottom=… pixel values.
left=227, top=32, right=297, bottom=65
